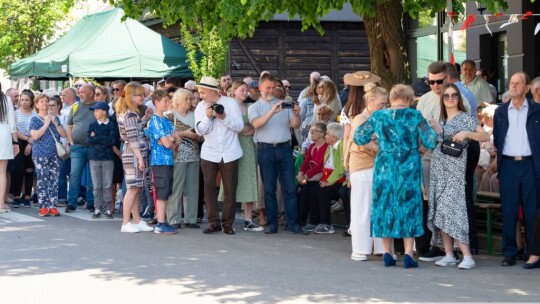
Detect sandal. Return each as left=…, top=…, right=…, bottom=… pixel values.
left=0, top=205, right=11, bottom=213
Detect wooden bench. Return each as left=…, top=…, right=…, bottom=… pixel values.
left=475, top=191, right=501, bottom=255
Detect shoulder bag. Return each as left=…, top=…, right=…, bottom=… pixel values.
left=440, top=125, right=468, bottom=158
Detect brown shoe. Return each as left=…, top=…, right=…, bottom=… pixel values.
left=203, top=225, right=222, bottom=234
left=223, top=225, right=236, bottom=235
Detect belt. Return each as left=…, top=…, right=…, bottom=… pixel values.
left=502, top=155, right=532, bottom=161
left=257, top=141, right=290, bottom=148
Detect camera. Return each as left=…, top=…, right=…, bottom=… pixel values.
left=209, top=103, right=224, bottom=115
left=281, top=102, right=295, bottom=109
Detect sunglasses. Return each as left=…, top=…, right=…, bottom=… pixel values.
left=74, top=84, right=83, bottom=88
left=442, top=93, right=459, bottom=100
left=428, top=79, right=445, bottom=85
left=284, top=86, right=291, bottom=89
left=113, top=88, right=121, bottom=92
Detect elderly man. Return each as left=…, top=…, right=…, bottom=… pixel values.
left=111, top=80, right=126, bottom=102
left=65, top=84, right=97, bottom=213
left=219, top=74, right=233, bottom=96
left=531, top=76, right=540, bottom=103
left=461, top=60, right=494, bottom=105
left=494, top=72, right=540, bottom=266
left=194, top=76, right=244, bottom=235
left=142, top=83, right=155, bottom=111
left=57, top=87, right=78, bottom=205
left=5, top=88, right=19, bottom=109
left=248, top=74, right=308, bottom=235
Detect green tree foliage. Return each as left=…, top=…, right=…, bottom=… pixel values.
left=111, top=0, right=517, bottom=85
left=0, top=0, right=75, bottom=71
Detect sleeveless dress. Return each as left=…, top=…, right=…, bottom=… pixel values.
left=428, top=112, right=478, bottom=245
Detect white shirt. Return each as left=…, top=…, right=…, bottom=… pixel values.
left=194, top=95, right=243, bottom=163
left=503, top=100, right=531, bottom=156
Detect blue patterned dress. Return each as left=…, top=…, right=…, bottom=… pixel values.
left=354, top=108, right=437, bottom=238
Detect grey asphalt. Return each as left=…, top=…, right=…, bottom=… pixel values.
left=0, top=207, right=538, bottom=304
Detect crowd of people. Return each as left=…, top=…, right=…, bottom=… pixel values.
left=1, top=59, right=540, bottom=271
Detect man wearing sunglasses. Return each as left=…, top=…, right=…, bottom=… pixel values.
left=416, top=61, right=471, bottom=262
left=112, top=80, right=126, bottom=102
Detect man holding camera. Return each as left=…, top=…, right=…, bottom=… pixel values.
left=194, top=76, right=244, bottom=235
left=248, top=74, right=308, bottom=235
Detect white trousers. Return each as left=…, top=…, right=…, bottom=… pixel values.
left=350, top=168, right=384, bottom=255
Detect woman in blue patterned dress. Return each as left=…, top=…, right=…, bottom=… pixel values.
left=354, top=84, right=437, bottom=268
left=428, top=84, right=489, bottom=270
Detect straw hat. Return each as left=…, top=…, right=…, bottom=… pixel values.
left=344, top=71, right=381, bottom=86
left=194, top=76, right=221, bottom=91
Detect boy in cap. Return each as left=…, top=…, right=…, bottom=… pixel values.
left=86, top=101, right=118, bottom=219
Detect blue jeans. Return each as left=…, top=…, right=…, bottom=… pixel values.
left=58, top=158, right=70, bottom=202
left=257, top=143, right=299, bottom=229
left=67, top=145, right=94, bottom=209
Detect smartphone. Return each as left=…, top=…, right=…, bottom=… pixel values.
left=281, top=102, right=294, bottom=109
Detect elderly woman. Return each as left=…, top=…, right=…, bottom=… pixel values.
left=428, top=83, right=489, bottom=270
left=312, top=122, right=346, bottom=234
left=355, top=84, right=437, bottom=268
left=29, top=94, right=66, bottom=216
left=296, top=122, right=328, bottom=231
left=345, top=84, right=387, bottom=261
left=166, top=88, right=203, bottom=229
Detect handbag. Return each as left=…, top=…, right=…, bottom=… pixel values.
left=440, top=125, right=468, bottom=158
left=49, top=128, right=69, bottom=160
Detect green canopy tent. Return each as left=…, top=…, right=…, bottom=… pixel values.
left=8, top=8, right=192, bottom=79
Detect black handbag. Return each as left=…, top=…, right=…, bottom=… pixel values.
left=440, top=126, right=469, bottom=158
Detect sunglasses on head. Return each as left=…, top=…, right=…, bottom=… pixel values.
left=428, top=79, right=445, bottom=85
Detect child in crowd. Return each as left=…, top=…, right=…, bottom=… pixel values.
left=145, top=90, right=180, bottom=235
left=86, top=101, right=118, bottom=219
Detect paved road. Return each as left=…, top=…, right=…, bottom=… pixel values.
left=0, top=207, right=538, bottom=303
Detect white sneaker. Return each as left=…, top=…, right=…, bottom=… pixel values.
left=435, top=254, right=457, bottom=267
left=133, top=220, right=154, bottom=232
left=120, top=222, right=140, bottom=233
left=458, top=256, right=476, bottom=269
left=351, top=253, right=368, bottom=261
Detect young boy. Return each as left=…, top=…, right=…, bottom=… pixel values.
left=145, top=90, right=180, bottom=235
left=86, top=101, right=118, bottom=219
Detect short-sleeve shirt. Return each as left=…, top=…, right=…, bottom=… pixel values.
left=29, top=116, right=62, bottom=158
left=67, top=101, right=97, bottom=146
left=16, top=110, right=36, bottom=137
left=248, top=98, right=294, bottom=144
left=146, top=114, right=174, bottom=166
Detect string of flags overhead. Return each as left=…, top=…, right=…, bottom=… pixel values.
left=449, top=11, right=540, bottom=36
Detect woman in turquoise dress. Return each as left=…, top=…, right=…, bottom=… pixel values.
left=218, top=81, right=262, bottom=231
left=354, top=84, right=437, bottom=268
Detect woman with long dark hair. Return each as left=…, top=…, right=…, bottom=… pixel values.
left=0, top=85, right=20, bottom=212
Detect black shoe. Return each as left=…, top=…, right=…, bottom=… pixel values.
left=264, top=225, right=278, bottom=234
left=92, top=211, right=101, bottom=219
left=289, top=225, right=309, bottom=235
left=501, top=256, right=517, bottom=266
left=516, top=248, right=528, bottom=261
left=342, top=231, right=351, bottom=237
left=419, top=247, right=445, bottom=262
left=77, top=197, right=86, bottom=206
left=86, top=205, right=95, bottom=213
left=523, top=258, right=540, bottom=269
left=65, top=205, right=76, bottom=213
left=183, top=223, right=200, bottom=228
left=170, top=223, right=183, bottom=229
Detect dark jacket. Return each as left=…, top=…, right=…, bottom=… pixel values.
left=493, top=99, right=540, bottom=177
left=86, top=119, right=118, bottom=161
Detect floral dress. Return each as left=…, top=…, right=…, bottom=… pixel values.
left=117, top=110, right=149, bottom=188
left=428, top=111, right=477, bottom=245
left=355, top=108, right=437, bottom=238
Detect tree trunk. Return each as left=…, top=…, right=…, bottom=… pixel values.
left=363, top=0, right=411, bottom=89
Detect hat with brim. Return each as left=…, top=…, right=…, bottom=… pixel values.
left=89, top=101, right=110, bottom=112
left=194, top=76, right=221, bottom=91
left=344, top=71, right=381, bottom=86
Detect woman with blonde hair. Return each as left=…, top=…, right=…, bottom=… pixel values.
left=355, top=84, right=437, bottom=268
left=345, top=83, right=387, bottom=260
left=314, top=79, right=342, bottom=122
left=166, top=88, right=203, bottom=228
left=115, top=83, right=154, bottom=233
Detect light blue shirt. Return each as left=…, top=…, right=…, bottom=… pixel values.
left=248, top=97, right=295, bottom=144
left=503, top=100, right=531, bottom=156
